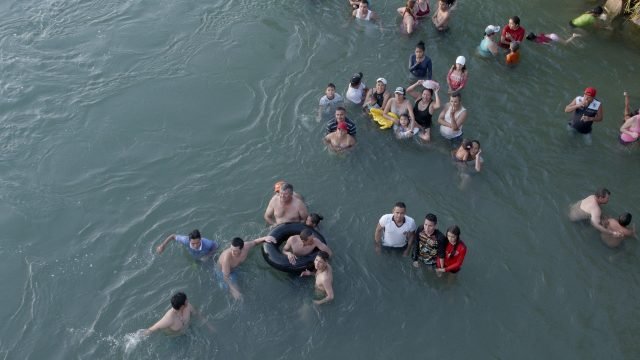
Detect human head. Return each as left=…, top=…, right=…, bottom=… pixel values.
left=508, top=16, right=521, bottom=30
left=314, top=250, right=330, bottom=270
left=446, top=225, right=461, bottom=244
left=584, top=87, right=597, bottom=97
left=300, top=228, right=314, bottom=244
left=230, top=237, right=244, bottom=256
left=423, top=213, right=438, bottom=235
left=189, top=229, right=202, bottom=249
left=360, top=0, right=369, bottom=9
left=306, top=213, right=324, bottom=227
left=279, top=182, right=294, bottom=203
left=395, top=86, right=405, bottom=99
left=590, top=6, right=604, bottom=16
left=350, top=72, right=363, bottom=86
left=470, top=140, right=481, bottom=156
left=170, top=292, right=187, bottom=310
left=337, top=121, right=349, bottom=133
left=406, top=0, right=416, bottom=9
left=450, top=93, right=462, bottom=107
left=618, top=213, right=632, bottom=227
left=392, top=202, right=407, bottom=223
left=335, top=107, right=346, bottom=122
left=594, top=188, right=610, bottom=204
left=399, top=114, right=410, bottom=126
left=461, top=139, right=472, bottom=151
left=415, top=40, right=425, bottom=57
left=485, top=25, right=500, bottom=36
left=455, top=55, right=466, bottom=68
left=510, top=42, right=520, bottom=52
left=526, top=32, right=537, bottom=41
left=325, top=83, right=336, bottom=98
left=274, top=180, right=286, bottom=193
left=422, top=88, right=434, bottom=101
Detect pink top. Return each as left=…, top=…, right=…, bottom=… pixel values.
left=447, top=68, right=467, bottom=91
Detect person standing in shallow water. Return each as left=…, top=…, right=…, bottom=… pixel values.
left=300, top=251, right=334, bottom=305
left=264, top=182, right=308, bottom=225
left=564, top=87, right=603, bottom=143
left=412, top=213, right=447, bottom=269
left=435, top=225, right=467, bottom=274
left=499, top=16, right=525, bottom=49
left=409, top=40, right=432, bottom=80
left=569, top=188, right=623, bottom=238
left=143, top=292, right=212, bottom=335
left=374, top=201, right=417, bottom=256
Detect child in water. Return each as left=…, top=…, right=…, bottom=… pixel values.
left=345, top=72, right=367, bottom=105
left=526, top=32, right=580, bottom=45
left=394, top=114, right=418, bottom=139
left=570, top=6, right=606, bottom=28
left=505, top=42, right=520, bottom=66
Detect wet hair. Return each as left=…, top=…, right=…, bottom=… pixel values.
left=189, top=229, right=201, bottom=240
left=590, top=6, right=604, bottom=16
left=451, top=92, right=462, bottom=101
left=327, top=83, right=336, bottom=89
left=394, top=201, right=407, bottom=209
left=300, top=228, right=313, bottom=240
left=231, top=237, right=245, bottom=249
left=360, top=0, right=369, bottom=5
left=619, top=213, right=632, bottom=227
left=416, top=40, right=425, bottom=51
left=171, top=292, right=187, bottom=310
left=511, top=16, right=520, bottom=25
left=526, top=32, right=537, bottom=41
left=316, top=250, right=330, bottom=261
left=308, top=213, right=323, bottom=227
left=280, top=182, right=293, bottom=193
left=425, top=213, right=438, bottom=224
left=595, top=188, right=611, bottom=198
left=423, top=88, right=434, bottom=97
left=336, top=106, right=346, bottom=113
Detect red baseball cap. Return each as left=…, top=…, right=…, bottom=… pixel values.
left=337, top=122, right=348, bottom=131
left=584, top=87, right=597, bottom=97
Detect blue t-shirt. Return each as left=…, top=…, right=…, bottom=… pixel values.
left=175, top=235, right=218, bottom=258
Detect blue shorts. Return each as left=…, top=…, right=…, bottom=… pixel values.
left=214, top=268, right=238, bottom=290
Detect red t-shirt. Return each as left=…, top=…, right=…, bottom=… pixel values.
left=441, top=240, right=467, bottom=273
left=500, top=26, right=525, bottom=48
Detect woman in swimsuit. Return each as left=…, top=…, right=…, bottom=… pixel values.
left=397, top=0, right=417, bottom=34
left=383, top=86, right=416, bottom=127
left=453, top=139, right=482, bottom=172
left=363, top=77, right=390, bottom=113
left=414, top=0, right=430, bottom=18
left=621, top=91, right=640, bottom=145
left=479, top=25, right=500, bottom=57
left=406, top=80, right=441, bottom=142
left=446, top=56, right=468, bottom=95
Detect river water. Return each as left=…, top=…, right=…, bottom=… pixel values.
left=1, top=0, right=640, bottom=358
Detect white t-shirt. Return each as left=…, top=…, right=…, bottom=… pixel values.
left=346, top=83, right=366, bottom=104
left=378, top=214, right=416, bottom=247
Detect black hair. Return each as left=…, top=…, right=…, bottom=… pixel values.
left=451, top=92, right=462, bottom=100
left=280, top=182, right=293, bottom=193
left=336, top=106, right=346, bottom=113
left=526, top=32, right=536, bottom=41
left=171, top=292, right=187, bottom=310
left=511, top=16, right=521, bottom=25
left=471, top=140, right=481, bottom=148
left=327, top=83, right=336, bottom=89
left=316, top=250, right=330, bottom=261
left=595, top=188, right=611, bottom=198
left=189, top=229, right=201, bottom=240
left=300, top=228, right=313, bottom=240
left=360, top=0, right=369, bottom=5
left=425, top=213, right=438, bottom=224
left=619, top=213, right=632, bottom=227
left=394, top=201, right=407, bottom=209
left=461, top=139, right=472, bottom=150
left=590, top=6, right=604, bottom=15
left=231, top=237, right=245, bottom=249
left=416, top=40, right=425, bottom=51
left=446, top=225, right=461, bottom=259
left=308, top=213, right=324, bottom=226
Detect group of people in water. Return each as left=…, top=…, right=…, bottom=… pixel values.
left=141, top=1, right=637, bottom=338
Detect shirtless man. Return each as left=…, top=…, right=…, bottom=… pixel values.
left=600, top=213, right=636, bottom=248
left=217, top=236, right=275, bottom=300
left=432, top=0, right=451, bottom=32
left=282, top=228, right=333, bottom=265
left=300, top=251, right=334, bottom=305
left=569, top=188, right=623, bottom=237
left=264, top=182, right=308, bottom=226
left=144, top=292, right=195, bottom=335
left=324, top=121, right=356, bottom=153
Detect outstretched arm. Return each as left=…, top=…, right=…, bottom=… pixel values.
left=156, top=234, right=176, bottom=254
left=144, top=311, right=172, bottom=335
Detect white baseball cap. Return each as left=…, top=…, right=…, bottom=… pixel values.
left=376, top=77, right=387, bottom=85
left=485, top=25, right=500, bottom=35
left=455, top=56, right=466, bottom=65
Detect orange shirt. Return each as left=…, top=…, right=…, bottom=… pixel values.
left=506, top=51, right=520, bottom=65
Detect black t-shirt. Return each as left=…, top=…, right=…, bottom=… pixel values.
left=412, top=226, right=446, bottom=263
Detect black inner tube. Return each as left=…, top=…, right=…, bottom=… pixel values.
left=261, top=222, right=327, bottom=273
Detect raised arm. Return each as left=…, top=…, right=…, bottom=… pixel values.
left=156, top=234, right=176, bottom=254
left=564, top=98, right=580, bottom=113
left=431, top=89, right=441, bottom=112
left=406, top=80, right=424, bottom=100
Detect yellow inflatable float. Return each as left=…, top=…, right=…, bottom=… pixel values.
left=369, top=108, right=397, bottom=130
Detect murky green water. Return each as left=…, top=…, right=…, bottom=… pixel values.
left=1, top=0, right=639, bottom=358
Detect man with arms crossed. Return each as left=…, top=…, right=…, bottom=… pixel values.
left=374, top=202, right=417, bottom=256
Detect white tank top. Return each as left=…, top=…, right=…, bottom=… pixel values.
left=440, top=105, right=466, bottom=139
